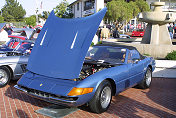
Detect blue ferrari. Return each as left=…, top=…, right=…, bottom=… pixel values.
left=14, top=8, right=155, bottom=113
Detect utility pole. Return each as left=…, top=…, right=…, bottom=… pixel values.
left=36, top=8, right=39, bottom=25
left=35, top=0, right=39, bottom=25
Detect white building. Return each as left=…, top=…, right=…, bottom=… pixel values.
left=69, top=0, right=176, bottom=31
left=146, top=0, right=176, bottom=12
left=69, top=0, right=110, bottom=18
left=70, top=0, right=176, bottom=18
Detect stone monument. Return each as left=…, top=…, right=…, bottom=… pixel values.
left=138, top=2, right=176, bottom=45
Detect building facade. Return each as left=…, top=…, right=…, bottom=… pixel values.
left=70, top=0, right=111, bottom=18
left=146, top=0, right=176, bottom=12
left=70, top=0, right=176, bottom=18
left=69, top=0, right=176, bottom=31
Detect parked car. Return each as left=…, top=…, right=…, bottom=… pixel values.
left=0, top=56, right=29, bottom=87
left=119, top=34, right=131, bottom=38
left=14, top=8, right=155, bottom=114
left=131, top=29, right=145, bottom=37
left=10, top=28, right=35, bottom=40
left=0, top=40, right=34, bottom=87
left=15, top=44, right=155, bottom=113
left=0, top=38, right=34, bottom=55
left=113, top=29, right=131, bottom=38
left=0, top=28, right=36, bottom=52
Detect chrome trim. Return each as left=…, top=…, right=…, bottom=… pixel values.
left=14, top=85, right=28, bottom=92
left=14, top=85, right=77, bottom=106
left=15, top=73, right=24, bottom=76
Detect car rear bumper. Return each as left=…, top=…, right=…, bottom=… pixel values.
left=14, top=85, right=78, bottom=107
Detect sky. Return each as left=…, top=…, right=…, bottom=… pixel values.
left=0, top=0, right=76, bottom=17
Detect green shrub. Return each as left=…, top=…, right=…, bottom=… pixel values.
left=166, top=51, right=176, bottom=60
left=91, top=42, right=94, bottom=47
left=143, top=54, right=150, bottom=56
left=97, top=41, right=102, bottom=44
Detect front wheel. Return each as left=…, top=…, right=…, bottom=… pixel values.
left=89, top=80, right=112, bottom=113
left=0, top=66, right=11, bottom=88
left=137, top=67, right=152, bottom=89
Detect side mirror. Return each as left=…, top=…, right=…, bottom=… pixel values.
left=132, top=58, right=139, bottom=64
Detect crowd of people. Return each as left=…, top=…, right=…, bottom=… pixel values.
left=96, top=23, right=135, bottom=41
left=1, top=22, right=176, bottom=46
left=95, top=22, right=176, bottom=41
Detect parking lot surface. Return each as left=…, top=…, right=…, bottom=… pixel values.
left=0, top=78, right=176, bottom=118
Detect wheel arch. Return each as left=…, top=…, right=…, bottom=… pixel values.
left=104, top=78, right=116, bottom=96
left=148, top=65, right=153, bottom=71
left=1, top=65, right=13, bottom=80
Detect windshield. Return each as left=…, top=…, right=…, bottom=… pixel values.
left=86, top=46, right=126, bottom=64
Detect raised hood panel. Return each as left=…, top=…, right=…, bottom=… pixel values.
left=27, top=8, right=107, bottom=79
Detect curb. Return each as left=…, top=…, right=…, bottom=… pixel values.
left=153, top=60, right=176, bottom=78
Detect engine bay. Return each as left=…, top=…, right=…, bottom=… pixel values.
left=74, top=61, right=116, bottom=81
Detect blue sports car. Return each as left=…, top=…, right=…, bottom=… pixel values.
left=15, top=44, right=155, bottom=113
left=14, top=8, right=155, bottom=113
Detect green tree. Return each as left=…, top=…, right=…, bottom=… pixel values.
left=2, top=0, right=26, bottom=22
left=24, top=15, right=36, bottom=27
left=105, top=0, right=128, bottom=23
left=129, top=1, right=140, bottom=18
left=105, top=0, right=149, bottom=23
left=0, top=16, right=5, bottom=23
left=38, top=11, right=50, bottom=20
left=54, top=0, right=73, bottom=18
left=135, top=0, right=150, bottom=12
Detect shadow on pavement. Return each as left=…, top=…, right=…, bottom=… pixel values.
left=146, top=78, right=176, bottom=112
left=107, top=95, right=176, bottom=118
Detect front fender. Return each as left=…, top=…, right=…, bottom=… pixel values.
left=75, top=64, right=129, bottom=94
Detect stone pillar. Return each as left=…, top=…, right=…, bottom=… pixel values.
left=138, top=2, right=176, bottom=45
left=142, top=23, right=172, bottom=45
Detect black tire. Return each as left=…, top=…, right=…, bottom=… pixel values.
left=137, top=67, right=152, bottom=89
left=0, top=66, right=11, bottom=88
left=89, top=80, right=112, bottom=113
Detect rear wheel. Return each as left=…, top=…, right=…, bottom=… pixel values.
left=0, top=66, right=11, bottom=88
left=137, top=67, right=152, bottom=89
left=89, top=80, right=112, bottom=113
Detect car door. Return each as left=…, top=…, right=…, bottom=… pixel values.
left=128, top=50, right=145, bottom=86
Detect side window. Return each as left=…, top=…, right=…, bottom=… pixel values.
left=127, top=52, right=132, bottom=63
left=131, top=50, right=140, bottom=59
left=128, top=50, right=140, bottom=63
left=77, top=3, right=79, bottom=11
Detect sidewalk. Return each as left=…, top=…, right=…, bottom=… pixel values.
left=153, top=60, right=176, bottom=78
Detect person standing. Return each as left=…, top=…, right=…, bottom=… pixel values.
left=113, top=28, right=120, bottom=38
left=4, top=24, right=12, bottom=35
left=127, top=23, right=130, bottom=32
left=168, top=23, right=174, bottom=39
left=96, top=27, right=102, bottom=42
left=100, top=25, right=110, bottom=40
left=0, top=23, right=9, bottom=45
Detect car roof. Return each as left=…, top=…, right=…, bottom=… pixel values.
left=94, top=44, right=137, bottom=50
left=11, top=28, right=35, bottom=39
